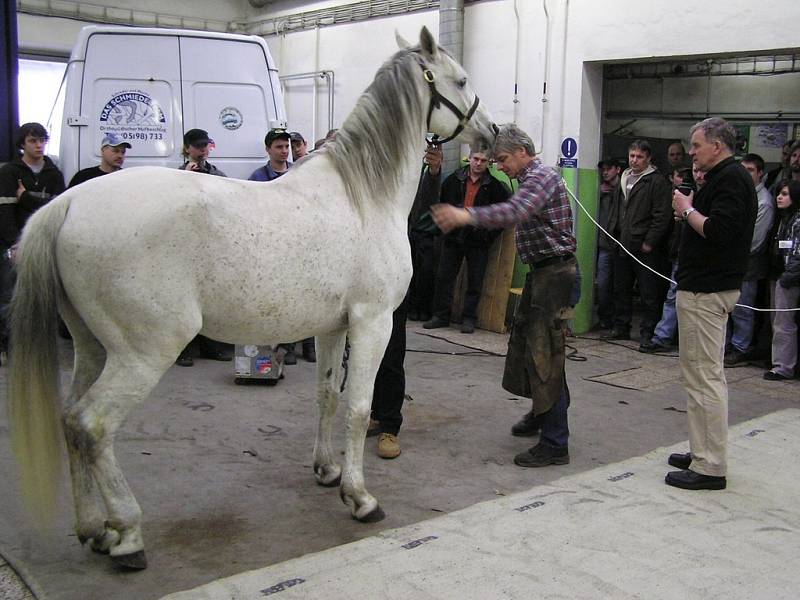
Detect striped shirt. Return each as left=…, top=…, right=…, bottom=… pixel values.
left=468, top=159, right=576, bottom=264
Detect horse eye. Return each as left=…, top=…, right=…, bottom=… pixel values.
left=457, top=78, right=467, bottom=88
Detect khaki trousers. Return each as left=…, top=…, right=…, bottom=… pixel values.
left=676, top=289, right=739, bottom=477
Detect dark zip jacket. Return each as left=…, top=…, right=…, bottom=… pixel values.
left=0, top=155, right=66, bottom=248
left=439, top=166, right=510, bottom=247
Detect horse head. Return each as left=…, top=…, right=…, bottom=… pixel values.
left=397, top=26, right=497, bottom=153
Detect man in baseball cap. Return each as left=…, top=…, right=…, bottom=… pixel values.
left=249, top=128, right=292, bottom=181
left=289, top=131, right=308, bottom=161
left=180, top=128, right=225, bottom=176
left=68, top=133, right=132, bottom=187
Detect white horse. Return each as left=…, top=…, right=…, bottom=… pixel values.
left=7, top=27, right=496, bottom=570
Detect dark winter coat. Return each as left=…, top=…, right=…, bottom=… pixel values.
left=607, top=166, right=672, bottom=254
left=0, top=155, right=65, bottom=248
left=439, top=166, right=510, bottom=247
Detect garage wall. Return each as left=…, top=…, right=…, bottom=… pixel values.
left=11, top=0, right=800, bottom=334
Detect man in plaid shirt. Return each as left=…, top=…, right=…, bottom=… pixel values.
left=432, top=124, right=577, bottom=467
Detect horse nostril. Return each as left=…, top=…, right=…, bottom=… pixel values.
left=491, top=123, right=499, bottom=136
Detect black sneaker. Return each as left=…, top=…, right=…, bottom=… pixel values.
left=763, top=370, right=790, bottom=381
left=513, top=443, right=569, bottom=467
left=423, top=316, right=449, bottom=329
left=639, top=340, right=671, bottom=354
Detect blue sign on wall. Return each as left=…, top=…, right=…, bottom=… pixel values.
left=558, top=157, right=578, bottom=168
left=561, top=137, right=577, bottom=158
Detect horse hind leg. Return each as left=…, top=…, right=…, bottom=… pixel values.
left=64, top=348, right=175, bottom=570
left=59, top=301, right=118, bottom=554
left=312, top=331, right=347, bottom=487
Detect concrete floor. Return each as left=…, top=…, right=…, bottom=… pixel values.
left=162, top=409, right=800, bottom=600
left=0, top=324, right=797, bottom=600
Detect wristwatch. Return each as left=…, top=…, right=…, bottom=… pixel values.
left=682, top=207, right=696, bottom=219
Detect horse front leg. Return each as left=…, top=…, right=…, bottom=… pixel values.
left=312, top=332, right=347, bottom=487
left=339, top=313, right=393, bottom=522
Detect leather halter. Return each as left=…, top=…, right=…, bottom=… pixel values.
left=416, top=56, right=481, bottom=145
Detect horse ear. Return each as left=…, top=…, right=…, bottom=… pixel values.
left=419, top=26, right=438, bottom=59
left=395, top=30, right=411, bottom=50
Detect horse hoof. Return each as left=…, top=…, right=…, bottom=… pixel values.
left=314, top=464, right=341, bottom=487
left=354, top=505, right=386, bottom=523
left=111, top=550, right=148, bottom=570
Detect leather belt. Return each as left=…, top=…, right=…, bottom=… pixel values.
left=530, top=254, right=574, bottom=269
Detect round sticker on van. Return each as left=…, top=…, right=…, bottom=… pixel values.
left=219, top=106, right=243, bottom=130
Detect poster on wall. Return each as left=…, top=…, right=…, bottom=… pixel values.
left=754, top=124, right=788, bottom=149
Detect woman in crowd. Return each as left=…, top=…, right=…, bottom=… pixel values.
left=764, top=179, right=800, bottom=380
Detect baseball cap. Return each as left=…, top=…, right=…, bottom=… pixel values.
left=289, top=131, right=305, bottom=143
left=184, top=128, right=211, bottom=147
left=265, top=128, right=291, bottom=145
left=101, top=133, right=131, bottom=149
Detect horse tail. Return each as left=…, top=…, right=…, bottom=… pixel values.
left=7, top=195, right=72, bottom=524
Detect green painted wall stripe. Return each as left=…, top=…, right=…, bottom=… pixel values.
left=574, top=167, right=599, bottom=334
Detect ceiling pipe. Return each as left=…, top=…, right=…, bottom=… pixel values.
left=439, top=0, right=464, bottom=173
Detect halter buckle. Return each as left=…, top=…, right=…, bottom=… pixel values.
left=423, top=69, right=435, bottom=83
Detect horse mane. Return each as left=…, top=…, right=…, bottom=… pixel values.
left=325, top=48, right=426, bottom=213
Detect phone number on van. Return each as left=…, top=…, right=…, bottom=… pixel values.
left=118, top=132, right=165, bottom=140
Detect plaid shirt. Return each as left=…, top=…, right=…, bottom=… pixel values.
left=469, top=159, right=576, bottom=264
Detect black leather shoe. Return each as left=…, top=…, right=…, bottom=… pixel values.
left=639, top=340, right=671, bottom=354
left=668, top=452, right=692, bottom=470
left=407, top=310, right=420, bottom=321
left=176, top=355, right=194, bottom=367
left=514, top=443, right=569, bottom=467
left=460, top=319, right=475, bottom=334
left=511, top=410, right=541, bottom=437
left=423, top=316, right=449, bottom=329
left=665, top=469, right=726, bottom=490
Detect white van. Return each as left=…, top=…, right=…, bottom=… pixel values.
left=59, top=26, right=286, bottom=181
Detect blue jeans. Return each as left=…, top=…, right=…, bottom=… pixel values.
left=595, top=248, right=614, bottom=326
left=539, top=376, right=571, bottom=450
left=652, top=262, right=678, bottom=346
left=728, top=279, right=758, bottom=354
